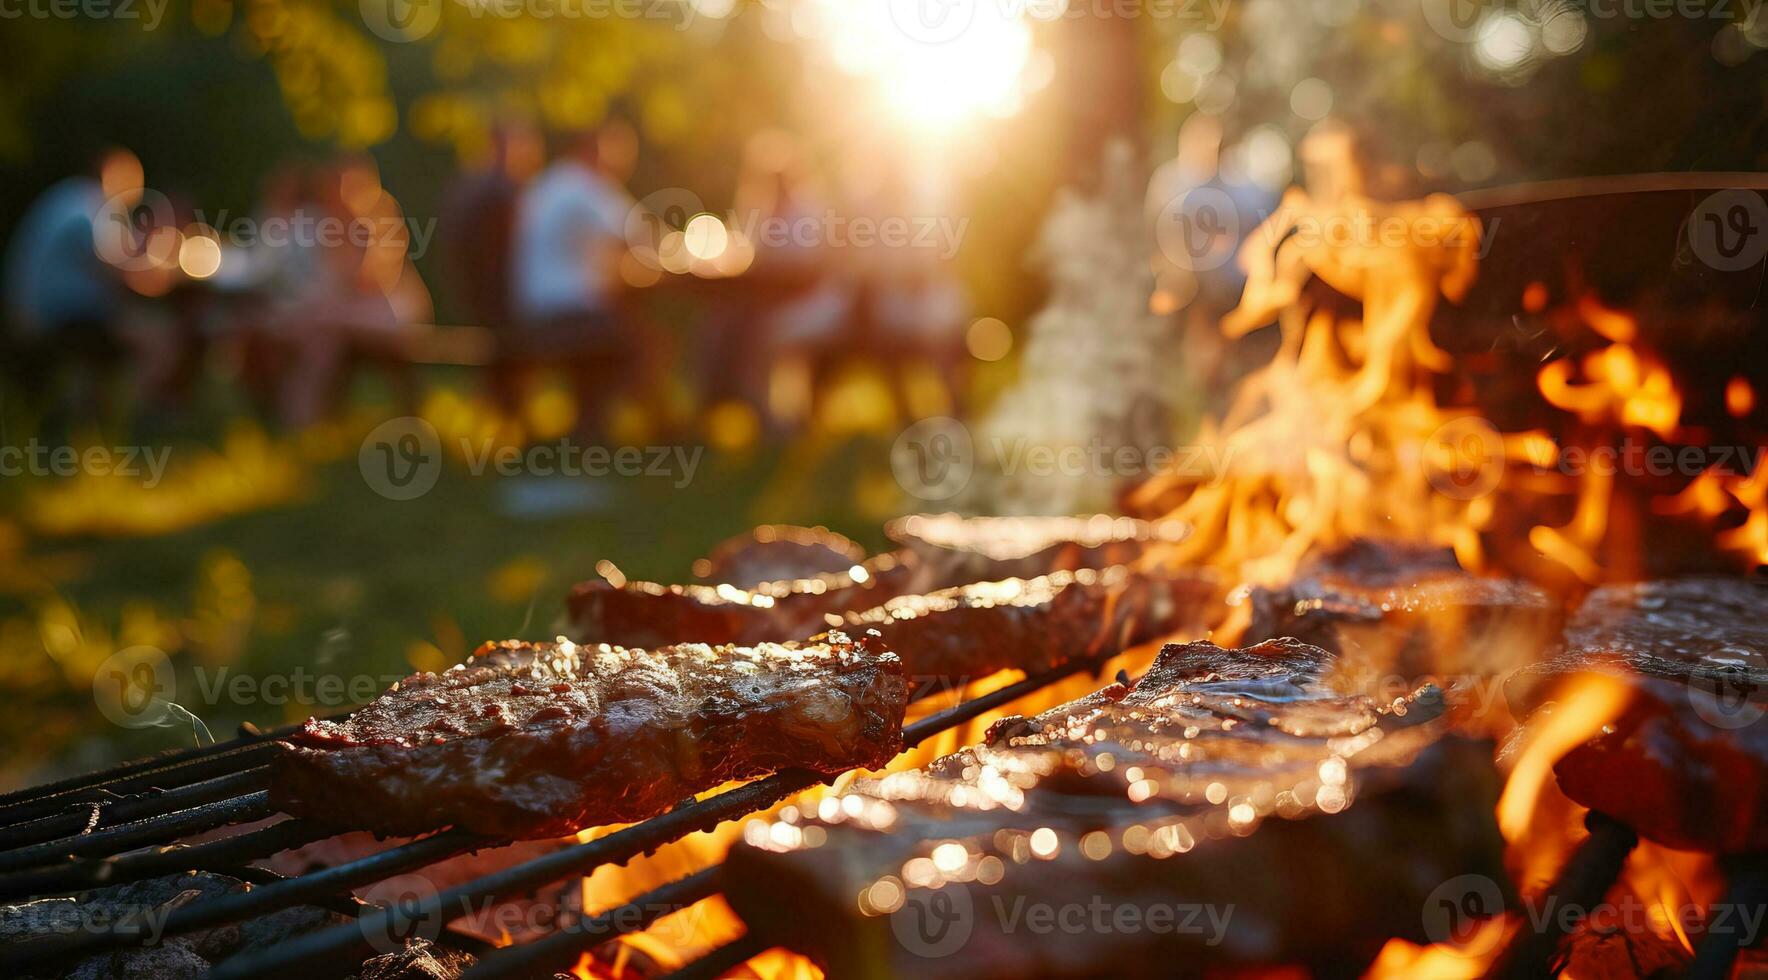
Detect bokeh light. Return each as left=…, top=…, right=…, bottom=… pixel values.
left=177, top=234, right=222, bottom=280
left=965, top=317, right=1013, bottom=362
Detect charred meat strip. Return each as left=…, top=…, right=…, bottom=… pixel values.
left=573, top=517, right=1196, bottom=651
left=691, top=524, right=868, bottom=588
left=885, top=513, right=1190, bottom=583
left=567, top=554, right=923, bottom=651
left=1245, top=538, right=1563, bottom=687
left=271, top=633, right=908, bottom=840
left=573, top=565, right=1218, bottom=680
left=1505, top=576, right=1768, bottom=853
left=722, top=638, right=1510, bottom=979
left=832, top=566, right=1219, bottom=682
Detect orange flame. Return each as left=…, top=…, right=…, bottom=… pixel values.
left=1132, top=183, right=1486, bottom=585
left=1497, top=674, right=1632, bottom=853
left=1132, top=147, right=1755, bottom=974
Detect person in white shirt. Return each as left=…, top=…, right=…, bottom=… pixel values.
left=510, top=125, right=638, bottom=439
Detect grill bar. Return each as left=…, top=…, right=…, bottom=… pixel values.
left=0, top=767, right=268, bottom=852
left=1687, top=858, right=1768, bottom=980
left=457, top=868, right=721, bottom=980
left=0, top=818, right=334, bottom=904
left=0, top=829, right=485, bottom=967
left=0, top=724, right=285, bottom=809
left=0, top=743, right=280, bottom=830
left=205, top=660, right=1098, bottom=980
left=0, top=790, right=276, bottom=875
left=1490, top=812, right=1638, bottom=980
left=660, top=933, right=770, bottom=980
left=0, top=709, right=353, bottom=831
left=212, top=772, right=815, bottom=979
left=425, top=662, right=1103, bottom=980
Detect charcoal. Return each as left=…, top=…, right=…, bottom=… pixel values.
left=353, top=937, right=478, bottom=980
left=2, top=870, right=348, bottom=979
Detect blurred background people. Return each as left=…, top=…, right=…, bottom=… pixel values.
left=254, top=157, right=433, bottom=427
left=856, top=157, right=970, bottom=419
left=444, top=120, right=543, bottom=417
left=511, top=123, right=638, bottom=441
left=3, top=148, right=136, bottom=430
left=734, top=131, right=854, bottom=431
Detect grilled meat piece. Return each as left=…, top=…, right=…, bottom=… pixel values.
left=832, top=566, right=1218, bottom=683
left=272, top=634, right=909, bottom=839
left=567, top=554, right=923, bottom=651
left=885, top=513, right=1190, bottom=583
left=573, top=517, right=1196, bottom=651
left=573, top=565, right=1218, bottom=681
left=692, top=525, right=868, bottom=588
left=723, top=638, right=1510, bottom=979
left=1505, top=576, right=1768, bottom=853
left=1245, top=538, right=1563, bottom=689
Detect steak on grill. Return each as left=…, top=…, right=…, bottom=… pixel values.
left=1245, top=538, right=1563, bottom=692
left=885, top=513, right=1189, bottom=583
left=271, top=633, right=908, bottom=839
left=833, top=566, right=1218, bottom=684
left=1505, top=576, right=1768, bottom=853
left=573, top=566, right=1218, bottom=680
left=566, top=555, right=923, bottom=650
left=573, top=517, right=1196, bottom=652
left=692, top=525, right=868, bottom=588
left=722, top=638, right=1511, bottom=978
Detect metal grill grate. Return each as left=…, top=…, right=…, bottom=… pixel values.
left=0, top=659, right=1104, bottom=978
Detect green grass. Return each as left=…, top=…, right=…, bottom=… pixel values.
left=1, top=417, right=902, bottom=789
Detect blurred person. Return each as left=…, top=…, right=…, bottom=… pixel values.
left=2, top=148, right=136, bottom=427
left=733, top=130, right=854, bottom=430
left=443, top=120, right=542, bottom=416
left=511, top=122, right=638, bottom=441
left=259, top=156, right=433, bottom=426
left=228, top=162, right=320, bottom=419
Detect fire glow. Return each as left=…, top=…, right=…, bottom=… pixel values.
left=500, top=171, right=1755, bottom=976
